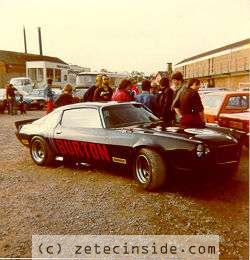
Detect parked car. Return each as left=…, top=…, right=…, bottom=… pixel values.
left=218, top=111, right=249, bottom=147
left=201, top=91, right=249, bottom=123
left=10, top=77, right=34, bottom=93
left=199, top=87, right=228, bottom=96
left=22, top=89, right=46, bottom=110
left=0, top=88, right=7, bottom=113
left=51, top=88, right=62, bottom=101
left=15, top=102, right=243, bottom=190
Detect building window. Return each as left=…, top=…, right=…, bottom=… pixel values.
left=37, top=68, right=44, bottom=82
left=210, top=58, right=214, bottom=74
left=46, top=68, right=53, bottom=80
left=28, top=68, right=36, bottom=81
left=55, top=69, right=61, bottom=82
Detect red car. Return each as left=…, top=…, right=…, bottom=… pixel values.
left=201, top=91, right=249, bottom=123
left=218, top=111, right=249, bottom=146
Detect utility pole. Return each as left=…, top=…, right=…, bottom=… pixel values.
left=38, top=27, right=43, bottom=56
left=23, top=26, right=27, bottom=53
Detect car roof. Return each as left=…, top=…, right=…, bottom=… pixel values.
left=203, top=91, right=249, bottom=96
left=10, top=77, right=31, bottom=80
left=56, top=101, right=141, bottom=111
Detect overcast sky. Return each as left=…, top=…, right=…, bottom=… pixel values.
left=0, top=0, right=249, bottom=73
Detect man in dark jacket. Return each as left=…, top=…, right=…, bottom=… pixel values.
left=155, top=77, right=174, bottom=124
left=93, top=75, right=113, bottom=101
left=170, top=72, right=186, bottom=123
left=173, top=78, right=205, bottom=128
left=6, top=84, right=17, bottom=115
left=83, top=74, right=102, bottom=102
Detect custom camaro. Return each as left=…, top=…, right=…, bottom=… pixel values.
left=15, top=102, right=243, bottom=190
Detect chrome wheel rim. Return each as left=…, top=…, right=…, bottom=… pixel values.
left=31, top=140, right=45, bottom=163
left=136, top=155, right=151, bottom=184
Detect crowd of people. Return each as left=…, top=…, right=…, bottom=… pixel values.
left=48, top=71, right=205, bottom=128
left=3, top=71, right=205, bottom=128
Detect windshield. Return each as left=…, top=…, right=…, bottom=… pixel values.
left=103, top=104, right=160, bottom=128
left=12, top=79, right=31, bottom=86
left=202, top=94, right=223, bottom=108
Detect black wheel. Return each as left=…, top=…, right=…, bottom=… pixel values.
left=134, top=148, right=167, bottom=191
left=30, top=136, right=55, bottom=166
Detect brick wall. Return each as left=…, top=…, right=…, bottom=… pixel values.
left=175, top=45, right=250, bottom=88
left=214, top=74, right=250, bottom=88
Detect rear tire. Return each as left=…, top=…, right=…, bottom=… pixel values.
left=134, top=148, right=167, bottom=191
left=30, top=136, right=55, bottom=166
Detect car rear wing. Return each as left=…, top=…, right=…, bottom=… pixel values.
left=15, top=118, right=39, bottom=131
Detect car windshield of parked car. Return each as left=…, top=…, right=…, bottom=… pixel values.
left=202, top=94, right=223, bottom=108
left=103, top=104, right=160, bottom=128
left=12, top=79, right=31, bottom=86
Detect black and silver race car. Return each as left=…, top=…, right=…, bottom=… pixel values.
left=15, top=102, right=243, bottom=190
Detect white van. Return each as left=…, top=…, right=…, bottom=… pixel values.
left=9, top=77, right=34, bottom=93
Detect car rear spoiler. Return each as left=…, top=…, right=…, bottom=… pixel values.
left=15, top=118, right=39, bottom=131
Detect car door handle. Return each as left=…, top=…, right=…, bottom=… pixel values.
left=55, top=130, right=62, bottom=134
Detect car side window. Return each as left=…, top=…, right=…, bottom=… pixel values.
left=61, top=108, right=102, bottom=128
left=45, top=111, right=60, bottom=126
left=226, top=95, right=249, bottom=109
left=202, top=95, right=222, bottom=108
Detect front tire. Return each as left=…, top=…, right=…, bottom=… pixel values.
left=134, top=148, right=167, bottom=191
left=30, top=136, right=55, bottom=166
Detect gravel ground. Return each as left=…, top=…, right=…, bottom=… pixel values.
left=0, top=111, right=248, bottom=259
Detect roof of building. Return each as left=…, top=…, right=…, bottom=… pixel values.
left=0, top=50, right=67, bottom=65
left=176, top=38, right=250, bottom=65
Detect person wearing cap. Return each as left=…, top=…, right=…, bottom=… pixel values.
left=54, top=84, right=74, bottom=108
left=93, top=75, right=113, bottom=101
left=171, top=71, right=186, bottom=122
left=83, top=74, right=102, bottom=102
